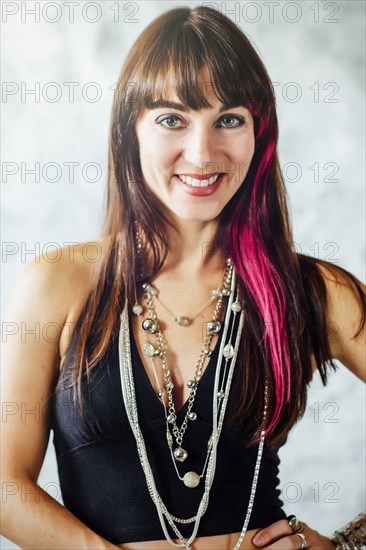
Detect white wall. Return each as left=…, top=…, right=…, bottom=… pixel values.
left=2, top=1, right=365, bottom=548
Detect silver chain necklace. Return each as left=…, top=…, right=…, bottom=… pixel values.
left=137, top=260, right=233, bottom=485
left=151, top=284, right=223, bottom=327
left=118, top=266, right=269, bottom=549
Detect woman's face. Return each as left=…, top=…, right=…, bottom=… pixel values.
left=135, top=66, right=255, bottom=223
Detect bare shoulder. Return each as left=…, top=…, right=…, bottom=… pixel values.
left=54, top=237, right=112, bottom=362
left=314, top=260, right=366, bottom=381
left=1, top=237, right=111, bottom=481
left=5, top=236, right=112, bottom=368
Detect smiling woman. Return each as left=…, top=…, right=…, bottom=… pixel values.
left=135, top=67, right=255, bottom=215
left=1, top=5, right=365, bottom=550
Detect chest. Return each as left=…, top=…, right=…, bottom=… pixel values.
left=130, top=302, right=222, bottom=411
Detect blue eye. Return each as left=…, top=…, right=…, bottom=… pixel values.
left=157, top=114, right=245, bottom=130
left=220, top=115, right=245, bottom=128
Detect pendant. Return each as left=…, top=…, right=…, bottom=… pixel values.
left=183, top=471, right=200, bottom=488
left=173, top=447, right=188, bottom=462
left=176, top=316, right=190, bottom=327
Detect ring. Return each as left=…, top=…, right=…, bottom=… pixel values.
left=294, top=532, right=307, bottom=549
left=286, top=515, right=302, bottom=534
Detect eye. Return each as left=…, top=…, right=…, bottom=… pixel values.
left=157, top=115, right=183, bottom=129
left=219, top=114, right=245, bottom=128
left=156, top=113, right=246, bottom=130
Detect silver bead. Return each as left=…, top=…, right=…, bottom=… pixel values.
left=217, top=389, right=225, bottom=400
left=143, top=342, right=155, bottom=357
left=142, top=318, right=157, bottom=333
left=183, top=471, right=200, bottom=488
left=223, top=344, right=234, bottom=359
left=220, top=289, right=231, bottom=297
left=187, top=380, right=196, bottom=389
left=166, top=430, right=173, bottom=448
left=158, top=389, right=165, bottom=401
left=188, top=412, right=197, bottom=421
left=132, top=303, right=143, bottom=315
left=212, top=287, right=221, bottom=297
left=147, top=285, right=157, bottom=297
left=166, top=381, right=174, bottom=391
left=207, top=321, right=221, bottom=334
left=173, top=447, right=188, bottom=462
left=226, top=258, right=232, bottom=266
left=176, top=316, right=189, bottom=326
left=231, top=300, right=242, bottom=313
left=204, top=348, right=212, bottom=356
left=167, top=413, right=175, bottom=424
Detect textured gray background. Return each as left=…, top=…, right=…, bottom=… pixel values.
left=1, top=1, right=365, bottom=548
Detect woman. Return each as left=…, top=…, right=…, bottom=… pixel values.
left=1, top=6, right=365, bottom=550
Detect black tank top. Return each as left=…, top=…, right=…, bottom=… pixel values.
left=51, top=303, right=287, bottom=544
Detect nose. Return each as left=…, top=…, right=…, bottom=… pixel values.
left=182, top=125, right=219, bottom=172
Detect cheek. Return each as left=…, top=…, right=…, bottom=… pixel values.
left=233, top=135, right=255, bottom=184
left=141, top=134, right=177, bottom=169
left=230, top=134, right=255, bottom=168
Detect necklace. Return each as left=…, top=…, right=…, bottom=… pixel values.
left=131, top=227, right=229, bottom=328
left=145, top=260, right=233, bottom=489
left=138, top=260, right=233, bottom=483
left=118, top=267, right=269, bottom=549
left=152, top=285, right=223, bottom=327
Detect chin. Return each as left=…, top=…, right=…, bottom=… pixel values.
left=174, top=209, right=221, bottom=222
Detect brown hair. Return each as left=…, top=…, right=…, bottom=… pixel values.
left=57, top=6, right=366, bottom=449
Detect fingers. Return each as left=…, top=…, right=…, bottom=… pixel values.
left=252, top=519, right=293, bottom=547
left=265, top=534, right=305, bottom=549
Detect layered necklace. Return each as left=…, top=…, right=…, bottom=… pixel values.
left=138, top=259, right=234, bottom=487
left=118, top=248, right=269, bottom=550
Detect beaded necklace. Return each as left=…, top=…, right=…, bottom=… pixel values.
left=118, top=267, right=269, bottom=549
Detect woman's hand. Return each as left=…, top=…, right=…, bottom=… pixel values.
left=251, top=519, right=336, bottom=549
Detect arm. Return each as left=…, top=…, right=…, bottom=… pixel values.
left=0, top=251, right=120, bottom=550
left=252, top=263, right=366, bottom=549
left=317, top=262, right=366, bottom=382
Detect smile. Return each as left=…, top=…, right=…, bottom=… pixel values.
left=176, top=174, right=222, bottom=188
left=173, top=173, right=225, bottom=197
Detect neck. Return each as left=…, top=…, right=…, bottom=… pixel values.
left=157, top=219, right=226, bottom=280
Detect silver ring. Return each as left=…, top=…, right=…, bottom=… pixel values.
left=294, top=532, right=307, bottom=549
left=287, top=515, right=302, bottom=534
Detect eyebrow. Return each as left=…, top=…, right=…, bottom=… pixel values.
left=147, top=100, right=244, bottom=113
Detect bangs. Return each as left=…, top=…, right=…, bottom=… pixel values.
left=132, top=22, right=263, bottom=116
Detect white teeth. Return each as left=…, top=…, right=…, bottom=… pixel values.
left=178, top=174, right=221, bottom=187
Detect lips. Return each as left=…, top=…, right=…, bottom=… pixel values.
left=173, top=173, right=225, bottom=196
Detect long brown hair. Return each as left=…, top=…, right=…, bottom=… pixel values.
left=57, top=6, right=366, bottom=449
